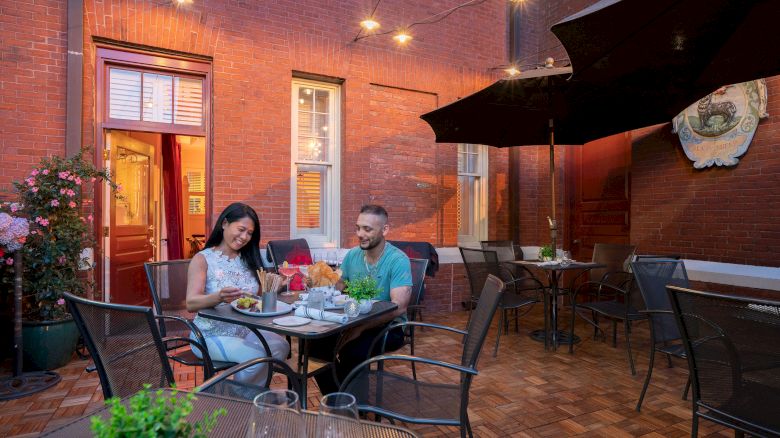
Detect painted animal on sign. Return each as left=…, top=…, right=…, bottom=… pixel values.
left=696, top=86, right=737, bottom=129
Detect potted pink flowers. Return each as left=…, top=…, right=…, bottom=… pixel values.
left=0, top=149, right=119, bottom=370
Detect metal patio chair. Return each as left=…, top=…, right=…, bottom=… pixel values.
left=266, top=238, right=313, bottom=269
left=668, top=286, right=780, bottom=438
left=145, top=259, right=237, bottom=380
left=339, top=274, right=506, bottom=438
left=631, top=259, right=691, bottom=411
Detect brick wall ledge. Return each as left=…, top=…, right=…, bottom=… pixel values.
left=683, top=259, right=780, bottom=292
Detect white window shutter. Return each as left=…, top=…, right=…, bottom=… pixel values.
left=175, top=77, right=204, bottom=126
left=109, top=68, right=142, bottom=121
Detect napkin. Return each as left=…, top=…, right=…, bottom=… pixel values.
left=294, top=306, right=348, bottom=324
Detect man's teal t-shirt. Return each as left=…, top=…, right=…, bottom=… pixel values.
left=341, top=242, right=412, bottom=320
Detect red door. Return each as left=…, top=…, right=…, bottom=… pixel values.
left=566, top=132, right=632, bottom=262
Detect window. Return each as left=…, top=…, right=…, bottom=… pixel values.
left=457, top=144, right=488, bottom=246
left=291, top=79, right=340, bottom=247
left=186, top=169, right=206, bottom=215
left=108, top=67, right=204, bottom=128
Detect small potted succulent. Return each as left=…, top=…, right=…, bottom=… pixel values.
left=344, top=275, right=381, bottom=314
left=91, top=385, right=225, bottom=437
left=538, top=245, right=555, bottom=262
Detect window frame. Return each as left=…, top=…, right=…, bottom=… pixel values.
left=290, top=78, right=341, bottom=248
left=457, top=143, right=489, bottom=246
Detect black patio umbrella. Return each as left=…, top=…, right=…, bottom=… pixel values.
left=420, top=66, right=656, bottom=253
left=551, top=0, right=780, bottom=117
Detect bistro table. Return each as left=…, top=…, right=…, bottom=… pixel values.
left=198, top=296, right=397, bottom=408
left=508, top=260, right=605, bottom=351
left=39, top=389, right=419, bottom=437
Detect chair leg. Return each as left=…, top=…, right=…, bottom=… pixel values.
left=410, top=328, right=417, bottom=381
left=612, top=320, right=618, bottom=347
left=463, top=414, right=473, bottom=438
left=666, top=352, right=673, bottom=368
left=569, top=301, right=577, bottom=354
left=493, top=309, right=504, bottom=357
left=624, top=321, right=636, bottom=375
left=636, top=346, right=657, bottom=412
left=691, top=413, right=698, bottom=438
left=682, top=374, right=691, bottom=400
left=514, top=308, right=519, bottom=333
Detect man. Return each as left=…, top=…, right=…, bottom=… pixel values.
left=310, top=204, right=412, bottom=394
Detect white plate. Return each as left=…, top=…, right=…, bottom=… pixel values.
left=230, top=299, right=293, bottom=317
left=272, top=316, right=311, bottom=327
left=294, top=301, right=345, bottom=311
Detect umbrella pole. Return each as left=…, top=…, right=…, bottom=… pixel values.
left=548, top=118, right=557, bottom=257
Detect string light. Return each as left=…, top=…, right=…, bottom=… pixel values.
left=360, top=19, right=380, bottom=31
left=505, top=66, right=520, bottom=76
left=353, top=0, right=490, bottom=44
left=393, top=31, right=412, bottom=44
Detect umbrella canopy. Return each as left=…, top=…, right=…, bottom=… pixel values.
left=552, top=0, right=780, bottom=116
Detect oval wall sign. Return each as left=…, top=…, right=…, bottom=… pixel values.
left=672, top=79, right=768, bottom=169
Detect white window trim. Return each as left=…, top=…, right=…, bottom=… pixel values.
left=457, top=144, right=489, bottom=247
left=290, top=78, right=341, bottom=249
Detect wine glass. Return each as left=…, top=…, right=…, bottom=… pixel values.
left=248, top=390, right=304, bottom=438
left=316, top=392, right=361, bottom=438
left=326, top=251, right=338, bottom=269
left=277, top=263, right=298, bottom=297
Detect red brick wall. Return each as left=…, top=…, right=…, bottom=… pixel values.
left=0, top=0, right=67, bottom=195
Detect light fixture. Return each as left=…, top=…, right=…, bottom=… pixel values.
left=304, top=89, right=312, bottom=95
left=360, top=18, right=380, bottom=31
left=504, top=66, right=520, bottom=76
left=299, top=98, right=305, bottom=104
left=393, top=31, right=412, bottom=44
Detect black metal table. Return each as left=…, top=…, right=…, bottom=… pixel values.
left=509, top=260, right=605, bottom=351
left=38, top=389, right=418, bottom=437
left=198, top=297, right=397, bottom=408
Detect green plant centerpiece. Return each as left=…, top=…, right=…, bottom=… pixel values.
left=344, top=275, right=381, bottom=314
left=538, top=245, right=555, bottom=262
left=91, top=385, right=226, bottom=437
left=0, top=149, right=119, bottom=322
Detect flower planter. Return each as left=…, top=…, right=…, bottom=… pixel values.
left=22, top=318, right=79, bottom=371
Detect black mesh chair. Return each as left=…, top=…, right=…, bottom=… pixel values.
left=64, top=292, right=213, bottom=399
left=145, top=260, right=236, bottom=380
left=568, top=243, right=639, bottom=373
left=197, top=357, right=302, bottom=402
left=266, top=238, right=313, bottom=268
left=339, top=275, right=505, bottom=438
left=460, top=248, right=544, bottom=357
left=66, top=291, right=296, bottom=402
left=631, top=260, right=691, bottom=411
left=667, top=286, right=780, bottom=438
left=479, top=240, right=521, bottom=261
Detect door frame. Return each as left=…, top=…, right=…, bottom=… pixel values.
left=94, top=44, right=212, bottom=301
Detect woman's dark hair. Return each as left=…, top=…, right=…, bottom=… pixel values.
left=205, top=202, right=263, bottom=276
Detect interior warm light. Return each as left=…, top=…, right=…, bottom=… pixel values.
left=360, top=19, right=380, bottom=31
left=393, top=32, right=412, bottom=44
left=505, top=66, right=520, bottom=76
left=304, top=89, right=312, bottom=95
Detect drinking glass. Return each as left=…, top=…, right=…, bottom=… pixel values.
left=247, top=389, right=304, bottom=438
left=326, top=251, right=338, bottom=269
left=343, top=298, right=360, bottom=318
left=307, top=289, right=325, bottom=312
left=277, top=264, right=298, bottom=297
left=316, top=393, right=361, bottom=438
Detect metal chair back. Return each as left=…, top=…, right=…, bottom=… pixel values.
left=459, top=248, right=500, bottom=303
left=266, top=238, right=312, bottom=268
left=590, top=243, right=636, bottom=284
left=631, top=260, right=689, bottom=343
left=462, top=275, right=504, bottom=368
left=64, top=292, right=174, bottom=400
left=480, top=240, right=519, bottom=261
left=409, top=258, right=429, bottom=307
left=667, top=286, right=780, bottom=437
left=145, top=259, right=191, bottom=337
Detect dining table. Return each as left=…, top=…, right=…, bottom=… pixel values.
left=38, top=388, right=419, bottom=437
left=508, top=260, right=605, bottom=351
left=198, top=294, right=397, bottom=408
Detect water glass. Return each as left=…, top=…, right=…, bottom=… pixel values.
left=316, top=393, right=361, bottom=438
left=247, top=390, right=304, bottom=438
left=307, top=289, right=325, bottom=312
left=560, top=251, right=572, bottom=267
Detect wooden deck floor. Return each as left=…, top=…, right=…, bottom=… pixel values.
left=0, top=306, right=731, bottom=437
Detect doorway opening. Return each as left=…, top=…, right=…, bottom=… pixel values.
left=104, top=129, right=206, bottom=305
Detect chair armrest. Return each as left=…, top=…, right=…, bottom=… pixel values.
left=369, top=321, right=467, bottom=355
left=572, top=280, right=628, bottom=299
left=160, top=335, right=215, bottom=378
left=155, top=314, right=206, bottom=342
left=600, top=270, right=633, bottom=286
left=197, top=357, right=300, bottom=394
left=638, top=309, right=674, bottom=315
left=340, top=353, right=478, bottom=392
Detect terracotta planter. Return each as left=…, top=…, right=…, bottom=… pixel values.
left=22, top=318, right=79, bottom=371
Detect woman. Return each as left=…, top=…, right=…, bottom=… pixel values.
left=186, top=202, right=290, bottom=386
